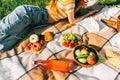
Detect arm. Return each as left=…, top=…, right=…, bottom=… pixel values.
left=75, top=0, right=88, bottom=13
left=75, top=10, right=98, bottom=23
left=67, top=11, right=75, bottom=25
left=65, top=9, right=98, bottom=29
left=66, top=0, right=88, bottom=25
left=63, top=11, right=76, bottom=29
left=75, top=5, right=83, bottom=13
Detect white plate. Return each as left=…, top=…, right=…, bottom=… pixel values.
left=59, top=34, right=82, bottom=49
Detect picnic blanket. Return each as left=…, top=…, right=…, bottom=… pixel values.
left=0, top=1, right=120, bottom=80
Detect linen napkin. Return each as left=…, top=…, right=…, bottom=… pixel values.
left=103, top=6, right=120, bottom=19
left=77, top=17, right=100, bottom=32
left=109, top=33, right=120, bottom=53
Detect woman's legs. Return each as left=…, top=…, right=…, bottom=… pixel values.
left=0, top=5, right=48, bottom=51
left=0, top=5, right=48, bottom=38
left=17, top=5, right=48, bottom=38
left=23, top=5, right=48, bottom=26
left=0, top=5, right=32, bottom=39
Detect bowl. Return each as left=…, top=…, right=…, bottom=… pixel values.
left=60, top=33, right=82, bottom=49
left=73, top=45, right=99, bottom=67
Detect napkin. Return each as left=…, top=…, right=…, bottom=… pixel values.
left=109, top=33, right=120, bottom=53
left=82, top=32, right=107, bottom=50
left=103, top=6, right=120, bottom=19
left=78, top=17, right=100, bottom=32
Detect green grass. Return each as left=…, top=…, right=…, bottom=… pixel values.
left=0, top=0, right=50, bottom=19
left=97, top=0, right=120, bottom=5
left=0, top=0, right=120, bottom=20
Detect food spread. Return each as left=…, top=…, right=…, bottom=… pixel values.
left=61, top=33, right=82, bottom=48
left=24, top=32, right=54, bottom=54
left=73, top=45, right=99, bottom=67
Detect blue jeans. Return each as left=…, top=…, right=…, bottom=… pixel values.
left=0, top=5, right=48, bottom=52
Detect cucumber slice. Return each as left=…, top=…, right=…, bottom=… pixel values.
left=76, top=54, right=88, bottom=59
left=78, top=58, right=87, bottom=63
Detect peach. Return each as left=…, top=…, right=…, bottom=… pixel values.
left=87, top=56, right=96, bottom=65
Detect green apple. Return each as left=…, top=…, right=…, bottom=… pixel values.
left=75, top=49, right=81, bottom=56
left=89, top=52, right=96, bottom=57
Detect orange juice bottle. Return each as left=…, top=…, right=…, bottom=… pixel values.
left=34, top=59, right=72, bottom=72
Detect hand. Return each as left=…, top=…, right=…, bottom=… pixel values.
left=80, top=0, right=88, bottom=7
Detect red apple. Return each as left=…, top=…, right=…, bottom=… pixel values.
left=25, top=43, right=32, bottom=50
left=40, top=40, right=45, bottom=46
left=30, top=42, right=41, bottom=51
left=87, top=55, right=96, bottom=65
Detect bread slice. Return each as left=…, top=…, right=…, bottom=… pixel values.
left=101, top=19, right=117, bottom=30
left=108, top=57, right=120, bottom=69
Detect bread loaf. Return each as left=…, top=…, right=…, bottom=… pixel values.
left=108, top=58, right=120, bottom=69
left=101, top=19, right=117, bottom=30
left=105, top=46, right=119, bottom=58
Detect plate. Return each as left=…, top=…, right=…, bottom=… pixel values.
left=59, top=33, right=82, bottom=49
left=24, top=40, right=47, bottom=54
left=24, top=34, right=47, bottom=54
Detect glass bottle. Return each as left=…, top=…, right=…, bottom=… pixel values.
left=34, top=59, right=73, bottom=72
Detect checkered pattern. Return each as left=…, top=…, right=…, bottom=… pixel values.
left=0, top=5, right=120, bottom=80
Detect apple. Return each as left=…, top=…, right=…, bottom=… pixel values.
left=75, top=49, right=82, bottom=56
left=89, top=52, right=96, bottom=57
left=29, top=34, right=39, bottom=43
left=40, top=40, right=45, bottom=46
left=30, top=42, right=41, bottom=51
left=80, top=47, right=88, bottom=55
left=87, top=55, right=96, bottom=65
left=25, top=43, right=31, bottom=50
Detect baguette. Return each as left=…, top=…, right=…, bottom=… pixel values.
left=101, top=19, right=117, bottom=30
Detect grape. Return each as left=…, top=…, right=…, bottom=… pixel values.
left=62, top=33, right=80, bottom=42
